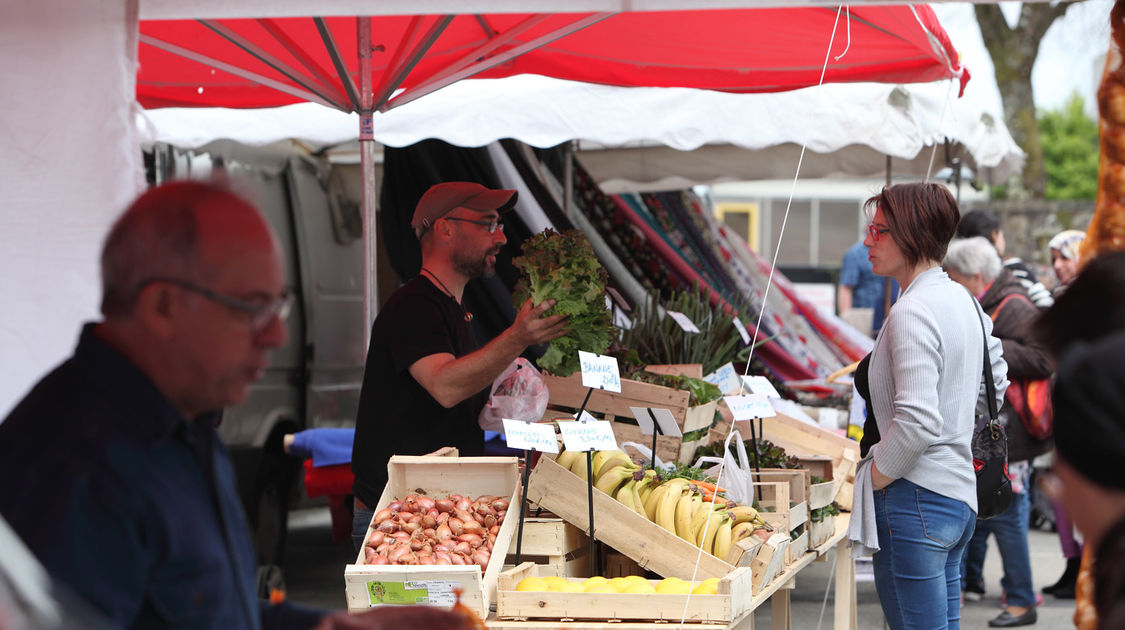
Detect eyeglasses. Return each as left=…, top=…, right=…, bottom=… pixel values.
left=148, top=278, right=293, bottom=333
left=866, top=223, right=891, bottom=243
left=443, top=216, right=503, bottom=234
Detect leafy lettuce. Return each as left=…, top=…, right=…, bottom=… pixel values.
left=512, top=229, right=616, bottom=376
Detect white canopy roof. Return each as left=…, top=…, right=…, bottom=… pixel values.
left=140, top=74, right=1025, bottom=187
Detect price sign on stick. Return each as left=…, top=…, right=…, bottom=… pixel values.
left=724, top=394, right=777, bottom=421
left=629, top=407, right=682, bottom=437
left=502, top=419, right=559, bottom=453
left=704, top=363, right=743, bottom=396
left=731, top=318, right=751, bottom=345
left=557, top=419, right=618, bottom=452
left=578, top=351, right=621, bottom=393
left=741, top=375, right=781, bottom=399
left=666, top=310, right=701, bottom=333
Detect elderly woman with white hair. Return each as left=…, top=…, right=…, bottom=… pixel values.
left=944, top=237, right=1054, bottom=627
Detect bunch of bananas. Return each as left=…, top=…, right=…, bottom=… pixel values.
left=554, top=448, right=772, bottom=560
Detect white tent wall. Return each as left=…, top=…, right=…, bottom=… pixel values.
left=0, top=0, right=142, bottom=418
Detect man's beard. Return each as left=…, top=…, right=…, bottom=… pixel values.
left=453, top=246, right=498, bottom=278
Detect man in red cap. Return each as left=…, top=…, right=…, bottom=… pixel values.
left=350, top=182, right=569, bottom=549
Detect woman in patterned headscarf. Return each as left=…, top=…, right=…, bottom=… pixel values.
left=1048, top=230, right=1086, bottom=294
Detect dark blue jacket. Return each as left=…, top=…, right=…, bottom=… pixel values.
left=0, top=324, right=323, bottom=629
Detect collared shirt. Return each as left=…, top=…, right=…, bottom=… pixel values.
left=0, top=324, right=321, bottom=629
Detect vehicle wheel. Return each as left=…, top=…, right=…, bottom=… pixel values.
left=249, top=451, right=298, bottom=567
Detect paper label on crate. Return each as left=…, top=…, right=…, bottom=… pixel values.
left=365, top=580, right=458, bottom=607
left=666, top=310, right=701, bottom=333
left=704, top=362, right=743, bottom=395
left=740, top=375, right=781, bottom=398
left=724, top=394, right=776, bottom=420
left=578, top=351, right=621, bottom=392
left=557, top=419, right=618, bottom=451
left=502, top=418, right=558, bottom=453
left=731, top=317, right=751, bottom=345
left=628, top=406, right=682, bottom=437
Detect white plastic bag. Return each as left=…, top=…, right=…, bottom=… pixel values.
left=478, top=358, right=550, bottom=432
left=619, top=441, right=673, bottom=472
left=693, top=430, right=754, bottom=506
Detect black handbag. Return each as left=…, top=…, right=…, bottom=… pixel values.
left=972, top=298, right=1013, bottom=520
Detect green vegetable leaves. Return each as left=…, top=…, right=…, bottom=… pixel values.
left=512, top=229, right=616, bottom=376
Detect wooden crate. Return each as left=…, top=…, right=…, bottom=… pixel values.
left=808, top=513, right=837, bottom=549
left=525, top=454, right=756, bottom=581
left=344, top=456, right=521, bottom=618
left=496, top=562, right=754, bottom=624
left=503, top=518, right=589, bottom=578
left=613, top=421, right=709, bottom=466
left=750, top=533, right=791, bottom=592
left=756, top=412, right=861, bottom=510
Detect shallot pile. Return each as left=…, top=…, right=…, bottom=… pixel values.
left=363, top=493, right=509, bottom=567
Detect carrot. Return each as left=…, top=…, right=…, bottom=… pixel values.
left=689, top=480, right=727, bottom=494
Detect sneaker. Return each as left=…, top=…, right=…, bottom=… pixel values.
left=964, top=583, right=985, bottom=602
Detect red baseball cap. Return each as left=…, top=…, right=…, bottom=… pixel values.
left=411, top=182, right=518, bottom=238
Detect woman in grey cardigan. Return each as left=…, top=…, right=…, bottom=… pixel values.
left=859, top=183, right=1007, bottom=630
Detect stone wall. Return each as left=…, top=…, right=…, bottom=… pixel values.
left=963, top=199, right=1095, bottom=268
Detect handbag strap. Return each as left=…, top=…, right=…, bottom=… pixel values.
left=967, top=287, right=1001, bottom=432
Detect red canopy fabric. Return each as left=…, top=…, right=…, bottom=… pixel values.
left=137, top=5, right=967, bottom=112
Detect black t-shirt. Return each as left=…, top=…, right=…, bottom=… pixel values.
left=351, top=277, right=488, bottom=506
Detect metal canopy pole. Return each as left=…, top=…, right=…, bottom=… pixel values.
left=357, top=17, right=379, bottom=345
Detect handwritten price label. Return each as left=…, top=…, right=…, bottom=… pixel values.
left=740, top=375, right=781, bottom=398
left=557, top=419, right=618, bottom=452
left=501, top=419, right=558, bottom=453
left=704, top=362, right=743, bottom=395
left=731, top=318, right=751, bottom=345
left=723, top=394, right=777, bottom=420
left=666, top=310, right=701, bottom=333
left=578, top=351, right=621, bottom=393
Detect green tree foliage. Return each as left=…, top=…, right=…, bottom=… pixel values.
left=1040, top=93, right=1099, bottom=200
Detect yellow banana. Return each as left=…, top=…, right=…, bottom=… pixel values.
left=644, top=482, right=669, bottom=521
left=555, top=449, right=580, bottom=473
left=596, top=460, right=639, bottom=487
left=655, top=481, right=689, bottom=533
left=589, top=447, right=634, bottom=477
left=629, top=481, right=647, bottom=517
left=570, top=451, right=590, bottom=481
left=730, top=521, right=756, bottom=543
left=693, top=502, right=726, bottom=547
left=635, top=471, right=657, bottom=506
left=712, top=516, right=733, bottom=560
left=595, top=465, right=635, bottom=496
left=728, top=504, right=761, bottom=526
left=614, top=479, right=637, bottom=511
left=700, top=511, right=726, bottom=555
left=675, top=491, right=702, bottom=542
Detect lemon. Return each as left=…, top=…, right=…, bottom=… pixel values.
left=654, top=578, right=691, bottom=595
left=584, top=583, right=617, bottom=594
left=622, top=582, right=657, bottom=594
left=581, top=576, right=609, bottom=589
left=558, top=581, right=586, bottom=593
left=607, top=577, right=631, bottom=592
left=515, top=576, right=549, bottom=592
left=691, top=577, right=720, bottom=595
left=622, top=575, right=648, bottom=585
left=543, top=576, right=570, bottom=591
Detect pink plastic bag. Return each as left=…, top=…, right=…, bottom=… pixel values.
left=478, top=358, right=550, bottom=432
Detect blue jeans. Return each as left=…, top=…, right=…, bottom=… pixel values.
left=873, top=479, right=975, bottom=630
left=351, top=499, right=374, bottom=553
left=960, top=490, right=1035, bottom=607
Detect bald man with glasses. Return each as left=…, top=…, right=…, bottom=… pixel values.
left=0, top=180, right=476, bottom=630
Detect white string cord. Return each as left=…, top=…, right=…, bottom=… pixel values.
left=676, top=7, right=850, bottom=627
left=923, top=78, right=957, bottom=184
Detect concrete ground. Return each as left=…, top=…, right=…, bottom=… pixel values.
left=282, top=507, right=1079, bottom=629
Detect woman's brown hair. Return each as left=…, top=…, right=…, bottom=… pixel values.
left=864, top=182, right=960, bottom=268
